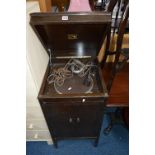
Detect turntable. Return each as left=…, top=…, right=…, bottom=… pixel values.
left=30, top=12, right=111, bottom=148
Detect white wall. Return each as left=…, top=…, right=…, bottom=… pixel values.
left=26, top=1, right=52, bottom=142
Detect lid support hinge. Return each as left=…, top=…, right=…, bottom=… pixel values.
left=48, top=48, right=53, bottom=67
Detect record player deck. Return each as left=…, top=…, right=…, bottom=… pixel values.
left=46, top=58, right=102, bottom=94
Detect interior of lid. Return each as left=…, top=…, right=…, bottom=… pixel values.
left=30, top=13, right=111, bottom=57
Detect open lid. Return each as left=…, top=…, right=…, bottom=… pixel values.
left=30, top=12, right=111, bottom=58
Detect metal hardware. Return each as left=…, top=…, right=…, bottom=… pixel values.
left=82, top=99, right=86, bottom=103
left=47, top=58, right=96, bottom=94
left=68, top=87, right=72, bottom=91
left=69, top=117, right=73, bottom=123
left=77, top=117, right=80, bottom=123
left=48, top=48, right=52, bottom=67
left=68, top=34, right=78, bottom=40
left=70, top=59, right=85, bottom=74
left=55, top=56, right=91, bottom=59
left=62, top=15, right=68, bottom=21
left=47, top=68, right=73, bottom=86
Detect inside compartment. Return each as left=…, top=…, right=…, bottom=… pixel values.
left=42, top=58, right=104, bottom=95
left=34, top=24, right=107, bottom=57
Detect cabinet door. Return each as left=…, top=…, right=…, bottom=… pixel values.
left=41, top=103, right=78, bottom=138
left=73, top=104, right=104, bottom=137
left=41, top=102, right=104, bottom=138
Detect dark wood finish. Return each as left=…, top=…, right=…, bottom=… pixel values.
left=101, top=4, right=129, bottom=90
left=30, top=12, right=111, bottom=57
left=38, top=59, right=107, bottom=147
left=102, top=62, right=129, bottom=135
left=101, top=5, right=129, bottom=135
left=30, top=12, right=111, bottom=24
left=101, top=3, right=129, bottom=107
left=30, top=12, right=111, bottom=147
left=106, top=6, right=129, bottom=92
left=102, top=63, right=129, bottom=107
left=41, top=102, right=105, bottom=138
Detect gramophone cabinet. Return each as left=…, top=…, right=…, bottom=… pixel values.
left=30, top=12, right=111, bottom=148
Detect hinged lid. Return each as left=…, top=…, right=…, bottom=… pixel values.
left=30, top=12, right=111, bottom=58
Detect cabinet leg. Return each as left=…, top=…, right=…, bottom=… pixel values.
left=103, top=108, right=125, bottom=135
left=103, top=123, right=113, bottom=135
left=94, top=137, right=99, bottom=147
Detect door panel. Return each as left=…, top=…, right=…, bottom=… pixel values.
left=41, top=102, right=104, bottom=138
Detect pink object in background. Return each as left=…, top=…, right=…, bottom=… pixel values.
left=68, top=0, right=92, bottom=12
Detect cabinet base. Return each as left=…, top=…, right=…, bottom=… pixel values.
left=53, top=137, right=99, bottom=148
